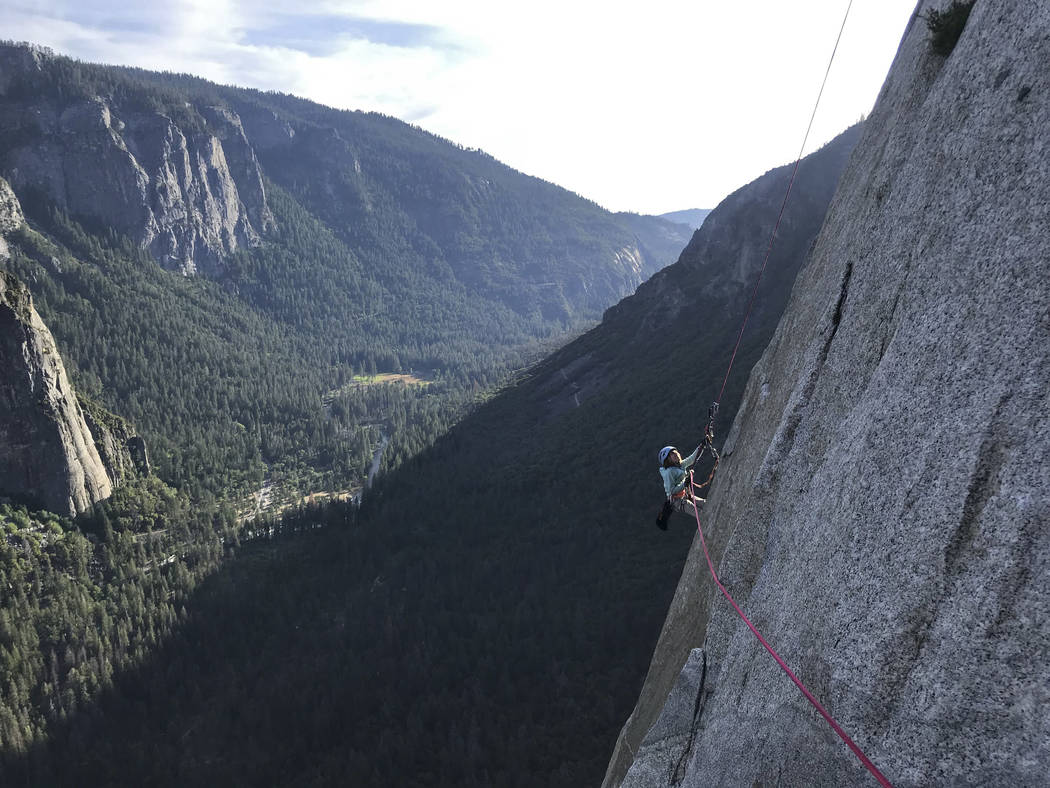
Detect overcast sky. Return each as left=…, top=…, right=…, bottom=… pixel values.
left=3, top=0, right=918, bottom=215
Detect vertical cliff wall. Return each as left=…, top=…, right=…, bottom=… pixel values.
left=0, top=173, right=22, bottom=263
left=0, top=45, right=271, bottom=275
left=0, top=177, right=147, bottom=513
left=615, top=1, right=1049, bottom=786
left=0, top=268, right=113, bottom=516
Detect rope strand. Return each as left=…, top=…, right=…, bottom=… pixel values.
left=689, top=475, right=892, bottom=786
left=693, top=2, right=893, bottom=785
left=716, top=0, right=856, bottom=407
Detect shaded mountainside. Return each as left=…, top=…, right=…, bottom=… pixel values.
left=548, top=123, right=860, bottom=437
left=224, top=88, right=688, bottom=318
left=619, top=2, right=1049, bottom=786
left=0, top=43, right=691, bottom=779
left=0, top=41, right=691, bottom=503
left=2, top=124, right=861, bottom=786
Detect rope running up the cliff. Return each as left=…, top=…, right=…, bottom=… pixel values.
left=714, top=0, right=856, bottom=413
left=689, top=472, right=892, bottom=786
left=695, top=1, right=894, bottom=786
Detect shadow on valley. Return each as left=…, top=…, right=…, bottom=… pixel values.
left=3, top=406, right=695, bottom=787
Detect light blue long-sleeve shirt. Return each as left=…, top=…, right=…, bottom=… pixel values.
left=659, top=446, right=701, bottom=497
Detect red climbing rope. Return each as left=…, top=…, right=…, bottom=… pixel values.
left=688, top=475, right=892, bottom=786
left=693, top=2, right=894, bottom=785
left=716, top=0, right=856, bottom=408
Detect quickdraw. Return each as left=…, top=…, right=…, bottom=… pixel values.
left=691, top=419, right=720, bottom=493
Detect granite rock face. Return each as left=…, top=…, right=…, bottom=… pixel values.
left=0, top=177, right=21, bottom=262
left=600, top=125, right=861, bottom=788
left=0, top=269, right=112, bottom=515
left=79, top=395, right=150, bottom=486
left=617, top=2, right=1049, bottom=786
left=0, top=176, right=22, bottom=235
left=0, top=46, right=270, bottom=275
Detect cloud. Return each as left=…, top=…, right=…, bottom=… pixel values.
left=6, top=0, right=180, bottom=35
left=241, top=15, right=451, bottom=55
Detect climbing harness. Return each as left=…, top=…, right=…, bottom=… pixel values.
left=676, top=0, right=895, bottom=784
left=657, top=429, right=720, bottom=530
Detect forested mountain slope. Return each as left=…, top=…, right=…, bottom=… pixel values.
left=0, top=41, right=690, bottom=501
left=618, top=2, right=1049, bottom=785
left=0, top=39, right=692, bottom=778
left=222, top=88, right=688, bottom=318
left=3, top=123, right=861, bottom=786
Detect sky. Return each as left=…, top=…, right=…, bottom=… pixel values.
left=2, top=0, right=918, bottom=215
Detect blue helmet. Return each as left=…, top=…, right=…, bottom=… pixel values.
left=659, top=446, right=676, bottom=464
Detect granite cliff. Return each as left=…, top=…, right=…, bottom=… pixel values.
left=0, top=265, right=112, bottom=516
left=0, top=45, right=271, bottom=275
left=0, top=42, right=688, bottom=306
left=0, top=177, right=144, bottom=514
left=613, top=1, right=1048, bottom=786
left=0, top=174, right=22, bottom=261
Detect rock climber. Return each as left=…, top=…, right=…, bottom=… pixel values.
left=656, top=444, right=705, bottom=529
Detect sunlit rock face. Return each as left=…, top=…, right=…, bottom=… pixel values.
left=614, top=2, right=1050, bottom=786
left=0, top=45, right=271, bottom=276
left=0, top=177, right=147, bottom=513
left=0, top=176, right=22, bottom=262
left=0, top=269, right=113, bottom=516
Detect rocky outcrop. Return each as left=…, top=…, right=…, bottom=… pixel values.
left=616, top=2, right=1049, bottom=786
left=0, top=176, right=22, bottom=233
left=0, top=44, right=270, bottom=275
left=0, top=177, right=146, bottom=506
left=0, top=175, right=23, bottom=261
left=0, top=269, right=112, bottom=515
left=199, top=105, right=274, bottom=237
left=230, top=100, right=297, bottom=152
left=79, top=395, right=150, bottom=486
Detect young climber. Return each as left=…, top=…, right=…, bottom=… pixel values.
left=659, top=444, right=705, bottom=515
left=655, top=419, right=719, bottom=530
